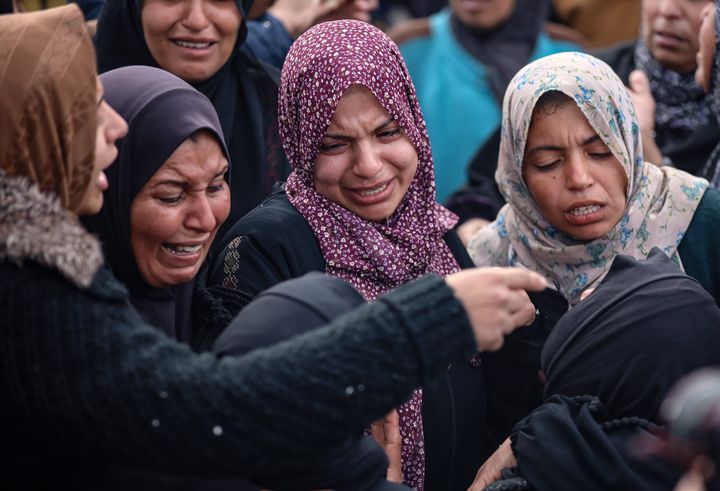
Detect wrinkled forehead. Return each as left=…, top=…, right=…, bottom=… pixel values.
left=505, top=52, right=638, bottom=171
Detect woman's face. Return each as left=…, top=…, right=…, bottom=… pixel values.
left=141, top=0, right=242, bottom=83
left=642, top=0, right=711, bottom=74
left=313, top=85, right=419, bottom=222
left=695, top=3, right=716, bottom=92
left=450, top=0, right=516, bottom=30
left=522, top=100, right=628, bottom=241
left=130, top=131, right=230, bottom=288
left=77, top=77, right=128, bottom=216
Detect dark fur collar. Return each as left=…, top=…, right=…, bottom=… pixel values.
left=0, top=171, right=103, bottom=288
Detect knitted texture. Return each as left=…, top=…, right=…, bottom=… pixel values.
left=0, top=170, right=476, bottom=477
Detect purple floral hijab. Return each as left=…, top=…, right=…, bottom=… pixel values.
left=280, top=20, right=459, bottom=302
left=279, top=20, right=460, bottom=490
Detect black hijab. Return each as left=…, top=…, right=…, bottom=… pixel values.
left=542, top=248, right=720, bottom=422
left=450, top=0, right=550, bottom=102
left=497, top=250, right=720, bottom=491
left=85, top=65, right=229, bottom=341
left=94, top=0, right=289, bottom=231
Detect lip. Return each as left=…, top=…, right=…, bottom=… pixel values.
left=459, top=0, right=492, bottom=10
left=652, top=30, right=685, bottom=49
left=170, top=37, right=217, bottom=57
left=97, top=171, right=109, bottom=191
left=159, top=241, right=207, bottom=267
left=347, top=179, right=395, bottom=206
left=563, top=201, right=606, bottom=226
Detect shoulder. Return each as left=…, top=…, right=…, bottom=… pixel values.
left=220, top=191, right=314, bottom=249
left=208, top=191, right=325, bottom=290
left=687, top=187, right=720, bottom=231
left=0, top=259, right=134, bottom=328
left=679, top=187, right=720, bottom=303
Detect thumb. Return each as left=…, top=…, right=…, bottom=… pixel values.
left=629, top=69, right=650, bottom=94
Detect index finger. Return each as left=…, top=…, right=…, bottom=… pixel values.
left=493, top=267, right=548, bottom=291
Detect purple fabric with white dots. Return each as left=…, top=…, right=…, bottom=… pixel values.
left=279, top=20, right=462, bottom=490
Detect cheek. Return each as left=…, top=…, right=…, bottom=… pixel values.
left=525, top=174, right=559, bottom=216
left=313, top=159, right=344, bottom=194
left=214, top=190, right=231, bottom=225
left=131, top=201, right=178, bottom=251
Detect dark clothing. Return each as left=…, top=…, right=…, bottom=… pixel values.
left=84, top=66, right=229, bottom=341
left=479, top=187, right=720, bottom=455
left=506, top=395, right=684, bottom=491
left=244, top=13, right=294, bottom=69
left=94, top=0, right=290, bottom=231
left=210, top=189, right=473, bottom=298
left=209, top=190, right=486, bottom=491
left=0, top=171, right=475, bottom=489
left=595, top=40, right=720, bottom=175
left=677, top=187, right=720, bottom=304
left=213, top=273, right=404, bottom=491
left=501, top=250, right=720, bottom=490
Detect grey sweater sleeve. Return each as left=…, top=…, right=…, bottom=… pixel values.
left=3, top=271, right=475, bottom=477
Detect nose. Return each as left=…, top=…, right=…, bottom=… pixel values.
left=352, top=142, right=384, bottom=179
left=657, top=0, right=682, bottom=18
left=565, top=156, right=594, bottom=190
left=103, top=101, right=128, bottom=145
left=182, top=0, right=210, bottom=31
left=186, top=194, right=218, bottom=233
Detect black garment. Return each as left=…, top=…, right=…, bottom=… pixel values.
left=543, top=249, right=720, bottom=421
left=445, top=127, right=505, bottom=224
left=84, top=66, right=229, bottom=342
left=595, top=41, right=720, bottom=175
left=94, top=0, right=290, bottom=231
left=208, top=189, right=486, bottom=491
left=210, top=189, right=474, bottom=297
left=500, top=250, right=720, bottom=490
left=0, top=171, right=475, bottom=490
left=214, top=273, right=406, bottom=491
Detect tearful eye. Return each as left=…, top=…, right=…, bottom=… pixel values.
left=157, top=195, right=181, bottom=204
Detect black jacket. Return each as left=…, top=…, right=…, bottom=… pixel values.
left=0, top=172, right=476, bottom=490
left=209, top=190, right=487, bottom=491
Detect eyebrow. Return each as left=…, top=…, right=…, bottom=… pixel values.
left=324, top=118, right=396, bottom=140
left=525, top=134, right=603, bottom=156
left=151, top=165, right=229, bottom=189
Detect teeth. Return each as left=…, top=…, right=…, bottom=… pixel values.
left=174, top=40, right=211, bottom=49
left=164, top=244, right=202, bottom=254
left=568, top=205, right=601, bottom=217
left=358, top=183, right=388, bottom=197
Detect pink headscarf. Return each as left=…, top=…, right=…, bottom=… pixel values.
left=280, top=20, right=459, bottom=302
left=279, top=20, right=460, bottom=490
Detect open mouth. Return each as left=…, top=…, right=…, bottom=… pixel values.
left=566, top=204, right=602, bottom=217
left=356, top=182, right=389, bottom=197
left=163, top=243, right=203, bottom=255
left=172, top=39, right=214, bottom=50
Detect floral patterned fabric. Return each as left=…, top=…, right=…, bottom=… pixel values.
left=468, top=52, right=708, bottom=303
left=279, top=20, right=461, bottom=490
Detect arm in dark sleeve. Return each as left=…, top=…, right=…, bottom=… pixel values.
left=2, top=269, right=474, bottom=478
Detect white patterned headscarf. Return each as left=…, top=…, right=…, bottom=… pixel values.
left=468, top=52, right=708, bottom=303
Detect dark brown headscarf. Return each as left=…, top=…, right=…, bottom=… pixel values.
left=0, top=4, right=96, bottom=213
